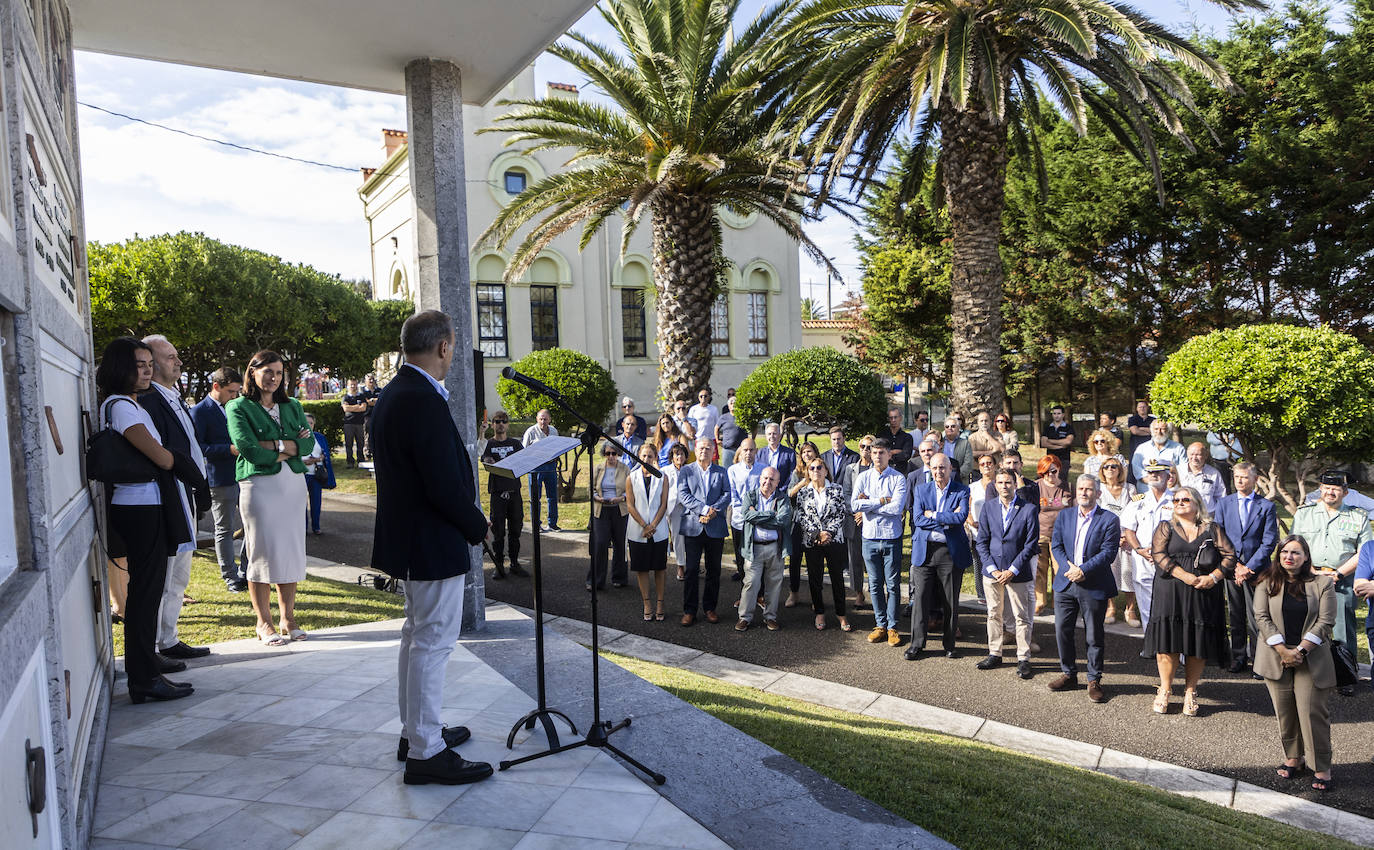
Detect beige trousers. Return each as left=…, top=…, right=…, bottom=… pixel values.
left=1264, top=667, right=1334, bottom=774
left=984, top=577, right=1034, bottom=660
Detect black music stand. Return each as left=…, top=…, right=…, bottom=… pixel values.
left=485, top=434, right=582, bottom=750
left=495, top=398, right=665, bottom=785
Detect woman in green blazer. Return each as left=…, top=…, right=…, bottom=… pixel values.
left=1253, top=535, right=1337, bottom=792
left=226, top=350, right=314, bottom=646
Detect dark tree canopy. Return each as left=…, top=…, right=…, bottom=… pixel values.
left=733, top=347, right=886, bottom=435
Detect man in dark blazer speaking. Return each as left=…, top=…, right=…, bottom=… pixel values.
left=1048, top=473, right=1120, bottom=703
left=372, top=310, right=492, bottom=786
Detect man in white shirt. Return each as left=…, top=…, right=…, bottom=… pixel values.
left=1131, top=419, right=1186, bottom=492
left=851, top=438, right=909, bottom=646
left=139, top=335, right=210, bottom=661
left=687, top=388, right=720, bottom=450
left=1121, top=461, right=1174, bottom=633
left=521, top=409, right=562, bottom=532
left=1176, top=442, right=1226, bottom=513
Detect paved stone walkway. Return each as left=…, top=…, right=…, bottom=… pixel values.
left=96, top=604, right=950, bottom=850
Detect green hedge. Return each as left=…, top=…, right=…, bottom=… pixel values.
left=299, top=398, right=346, bottom=446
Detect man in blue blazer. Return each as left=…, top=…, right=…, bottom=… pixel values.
left=1048, top=474, right=1121, bottom=702
left=905, top=454, right=971, bottom=658
left=1212, top=461, right=1278, bottom=674
left=755, top=422, right=796, bottom=484
left=974, top=470, right=1040, bottom=678
left=677, top=437, right=731, bottom=626
left=191, top=367, right=248, bottom=592
left=372, top=310, right=491, bottom=786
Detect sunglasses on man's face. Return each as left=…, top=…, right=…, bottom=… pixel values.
left=808, top=464, right=825, bottom=472
left=493, top=419, right=508, bottom=424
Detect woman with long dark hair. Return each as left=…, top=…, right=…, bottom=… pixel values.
left=785, top=441, right=821, bottom=608
left=1253, top=535, right=1337, bottom=792
left=226, top=350, right=314, bottom=646
left=96, top=337, right=192, bottom=703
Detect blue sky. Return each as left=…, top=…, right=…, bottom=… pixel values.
left=75, top=1, right=1271, bottom=305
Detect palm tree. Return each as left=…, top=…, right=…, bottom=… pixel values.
left=781, top=0, right=1258, bottom=415
left=478, top=0, right=841, bottom=405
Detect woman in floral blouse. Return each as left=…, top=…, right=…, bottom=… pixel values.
left=795, top=456, right=853, bottom=632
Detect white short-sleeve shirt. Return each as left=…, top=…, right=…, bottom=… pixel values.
left=101, top=395, right=161, bottom=506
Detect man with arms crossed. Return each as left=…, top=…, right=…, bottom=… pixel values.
left=372, top=310, right=492, bottom=785
left=736, top=467, right=790, bottom=631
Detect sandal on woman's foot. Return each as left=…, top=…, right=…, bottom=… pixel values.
left=1276, top=762, right=1309, bottom=780
left=642, top=599, right=654, bottom=621
left=839, top=620, right=854, bottom=632
left=1182, top=689, right=1200, bottom=717
left=1311, top=775, right=1333, bottom=792
left=784, top=592, right=797, bottom=608
left=655, top=600, right=665, bottom=621
left=676, top=568, right=684, bottom=581
left=815, top=615, right=826, bottom=631
left=257, top=624, right=288, bottom=647
left=1152, top=687, right=1171, bottom=714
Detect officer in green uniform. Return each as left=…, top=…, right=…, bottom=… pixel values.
left=1289, top=469, right=1372, bottom=695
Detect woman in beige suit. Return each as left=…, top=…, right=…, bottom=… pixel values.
left=1253, top=535, right=1337, bottom=792
left=588, top=442, right=630, bottom=591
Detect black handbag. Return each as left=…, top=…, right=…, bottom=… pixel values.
left=86, top=398, right=159, bottom=484
left=1331, top=639, right=1358, bottom=688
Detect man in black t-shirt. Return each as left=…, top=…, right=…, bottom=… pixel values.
left=341, top=379, right=369, bottom=466
left=1040, top=405, right=1075, bottom=486
left=361, top=374, right=381, bottom=461
left=1125, top=399, right=1154, bottom=484
left=480, top=411, right=527, bottom=579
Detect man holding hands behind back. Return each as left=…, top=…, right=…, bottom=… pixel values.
left=372, top=310, right=492, bottom=786
left=1048, top=474, right=1120, bottom=703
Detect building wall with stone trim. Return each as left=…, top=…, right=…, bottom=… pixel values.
left=359, top=67, right=804, bottom=414
left=0, top=0, right=111, bottom=846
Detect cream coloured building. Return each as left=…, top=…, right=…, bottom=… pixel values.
left=359, top=67, right=804, bottom=410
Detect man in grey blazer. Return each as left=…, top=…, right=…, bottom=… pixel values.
left=678, top=437, right=730, bottom=626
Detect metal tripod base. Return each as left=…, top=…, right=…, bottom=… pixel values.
left=505, top=707, right=578, bottom=751
left=499, top=715, right=666, bottom=785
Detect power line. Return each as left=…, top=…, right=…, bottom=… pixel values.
left=79, top=101, right=363, bottom=173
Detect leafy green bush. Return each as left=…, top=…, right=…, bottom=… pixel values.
left=733, top=347, right=887, bottom=435
left=1150, top=324, right=1374, bottom=510
left=299, top=398, right=346, bottom=446
left=497, top=349, right=618, bottom=498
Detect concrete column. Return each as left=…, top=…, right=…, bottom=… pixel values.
left=404, top=58, right=484, bottom=632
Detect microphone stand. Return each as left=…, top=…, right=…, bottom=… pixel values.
left=497, top=370, right=665, bottom=785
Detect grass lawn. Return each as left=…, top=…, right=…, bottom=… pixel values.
left=112, top=553, right=405, bottom=658
left=610, top=652, right=1358, bottom=850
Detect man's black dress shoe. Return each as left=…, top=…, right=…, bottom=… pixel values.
left=225, top=580, right=245, bottom=593
left=156, top=656, right=187, bottom=674
left=976, top=655, right=1002, bottom=670
left=160, top=641, right=211, bottom=659
left=944, top=650, right=959, bottom=659
left=509, top=562, right=528, bottom=577
left=397, top=726, right=472, bottom=761
left=903, top=646, right=923, bottom=661
left=1016, top=660, right=1033, bottom=680
left=403, top=749, right=493, bottom=785
left=1251, top=672, right=1264, bottom=681
left=129, top=677, right=194, bottom=704
left=1227, top=659, right=1247, bottom=674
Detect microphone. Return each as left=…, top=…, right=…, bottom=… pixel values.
left=501, top=366, right=562, bottom=400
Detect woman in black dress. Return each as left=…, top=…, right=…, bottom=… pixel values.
left=1144, top=486, right=1237, bottom=716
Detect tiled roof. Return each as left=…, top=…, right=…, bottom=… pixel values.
left=548, top=82, right=578, bottom=92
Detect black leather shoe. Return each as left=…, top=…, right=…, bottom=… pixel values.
left=1227, top=659, right=1246, bottom=674
left=903, top=646, right=923, bottom=661
left=232, top=580, right=249, bottom=592
left=160, top=641, right=211, bottom=659
left=224, top=580, right=245, bottom=593
left=1016, top=660, right=1033, bottom=680
left=1251, top=672, right=1264, bottom=681
left=156, top=656, right=187, bottom=674
left=976, top=655, right=1002, bottom=670
left=509, top=562, right=528, bottom=577
left=944, top=650, right=960, bottom=659
left=129, top=678, right=194, bottom=704
left=161, top=675, right=193, bottom=690
left=397, top=726, right=471, bottom=761
left=403, top=748, right=493, bottom=785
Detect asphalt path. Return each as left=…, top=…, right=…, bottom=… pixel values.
left=310, top=492, right=1374, bottom=819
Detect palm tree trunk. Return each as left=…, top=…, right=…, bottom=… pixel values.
left=651, top=194, right=719, bottom=405
left=940, top=105, right=1008, bottom=417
